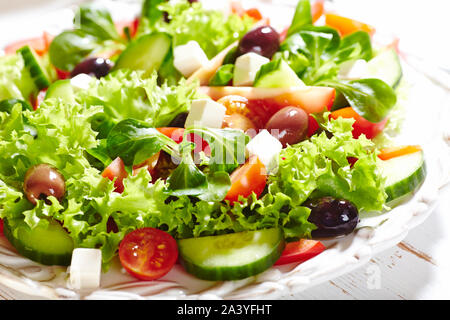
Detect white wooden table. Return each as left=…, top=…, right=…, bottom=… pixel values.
left=0, top=0, right=449, bottom=300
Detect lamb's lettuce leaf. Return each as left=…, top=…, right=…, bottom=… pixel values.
left=49, top=3, right=125, bottom=71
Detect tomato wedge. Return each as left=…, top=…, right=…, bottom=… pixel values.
left=325, top=13, right=375, bottom=37
left=225, top=156, right=267, bottom=203
left=378, top=145, right=422, bottom=161
left=330, top=106, right=387, bottom=139
left=274, top=239, right=325, bottom=266
left=119, top=227, right=178, bottom=281
left=0, top=219, right=3, bottom=235
left=156, top=127, right=185, bottom=144
left=156, top=127, right=210, bottom=155
left=101, top=157, right=128, bottom=193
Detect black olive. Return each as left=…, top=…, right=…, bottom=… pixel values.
left=237, top=26, right=280, bottom=59
left=305, top=196, right=359, bottom=238
left=71, top=57, right=113, bottom=79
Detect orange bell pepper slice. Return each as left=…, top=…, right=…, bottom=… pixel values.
left=325, top=13, right=375, bottom=36
left=378, top=145, right=422, bottom=161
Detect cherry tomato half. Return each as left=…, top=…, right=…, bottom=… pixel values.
left=101, top=157, right=128, bottom=193
left=225, top=156, right=267, bottom=203
left=274, top=239, right=325, bottom=266
left=119, top=227, right=178, bottom=281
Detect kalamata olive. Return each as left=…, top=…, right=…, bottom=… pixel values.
left=70, top=57, right=113, bottom=79
left=304, top=196, right=359, bottom=238
left=23, top=164, right=66, bottom=205
left=237, top=26, right=280, bottom=59
left=265, top=106, right=309, bottom=147
left=222, top=113, right=256, bottom=132
left=168, top=112, right=189, bottom=128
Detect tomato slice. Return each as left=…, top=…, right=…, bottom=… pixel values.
left=274, top=239, right=325, bottom=266
left=330, top=107, right=387, bottom=139
left=119, top=227, right=178, bottom=281
left=101, top=157, right=128, bottom=193
left=378, top=145, right=422, bottom=161
left=325, top=13, right=375, bottom=37
left=225, top=156, right=267, bottom=203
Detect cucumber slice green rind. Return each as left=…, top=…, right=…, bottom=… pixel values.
left=17, top=45, right=51, bottom=90
left=45, top=79, right=75, bottom=103
left=380, top=151, right=426, bottom=203
left=3, top=219, right=74, bottom=266
left=113, top=33, right=171, bottom=77
left=178, top=228, right=285, bottom=281
left=366, top=48, right=403, bottom=89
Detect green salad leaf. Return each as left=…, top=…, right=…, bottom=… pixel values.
left=209, top=64, right=234, bottom=86
left=318, top=78, right=398, bottom=123
left=280, top=10, right=399, bottom=123
left=74, top=3, right=121, bottom=41
left=49, top=3, right=125, bottom=71
left=77, top=69, right=199, bottom=136
left=140, top=0, right=255, bottom=59
left=106, top=118, right=178, bottom=168
left=269, top=114, right=387, bottom=212
left=286, top=0, right=313, bottom=37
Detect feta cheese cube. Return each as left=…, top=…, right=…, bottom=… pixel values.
left=69, top=248, right=102, bottom=290
left=233, top=52, right=270, bottom=86
left=173, top=41, right=209, bottom=77
left=70, top=73, right=94, bottom=91
left=338, top=59, right=369, bottom=80
left=246, top=129, right=282, bottom=173
left=185, top=99, right=227, bottom=129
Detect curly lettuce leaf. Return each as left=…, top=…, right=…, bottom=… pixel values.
left=77, top=69, right=199, bottom=132
left=140, top=0, right=255, bottom=59
left=269, top=114, right=387, bottom=212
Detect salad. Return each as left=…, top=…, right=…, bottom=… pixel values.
left=0, top=0, right=427, bottom=290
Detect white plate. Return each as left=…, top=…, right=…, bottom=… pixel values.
left=0, top=0, right=449, bottom=300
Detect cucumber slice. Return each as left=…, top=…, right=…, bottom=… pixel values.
left=3, top=219, right=74, bottom=266
left=366, top=48, right=403, bottom=88
left=178, top=228, right=285, bottom=281
left=17, top=45, right=51, bottom=90
left=379, top=151, right=426, bottom=203
left=45, top=79, right=75, bottom=104
left=254, top=59, right=305, bottom=88
left=113, top=33, right=171, bottom=77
